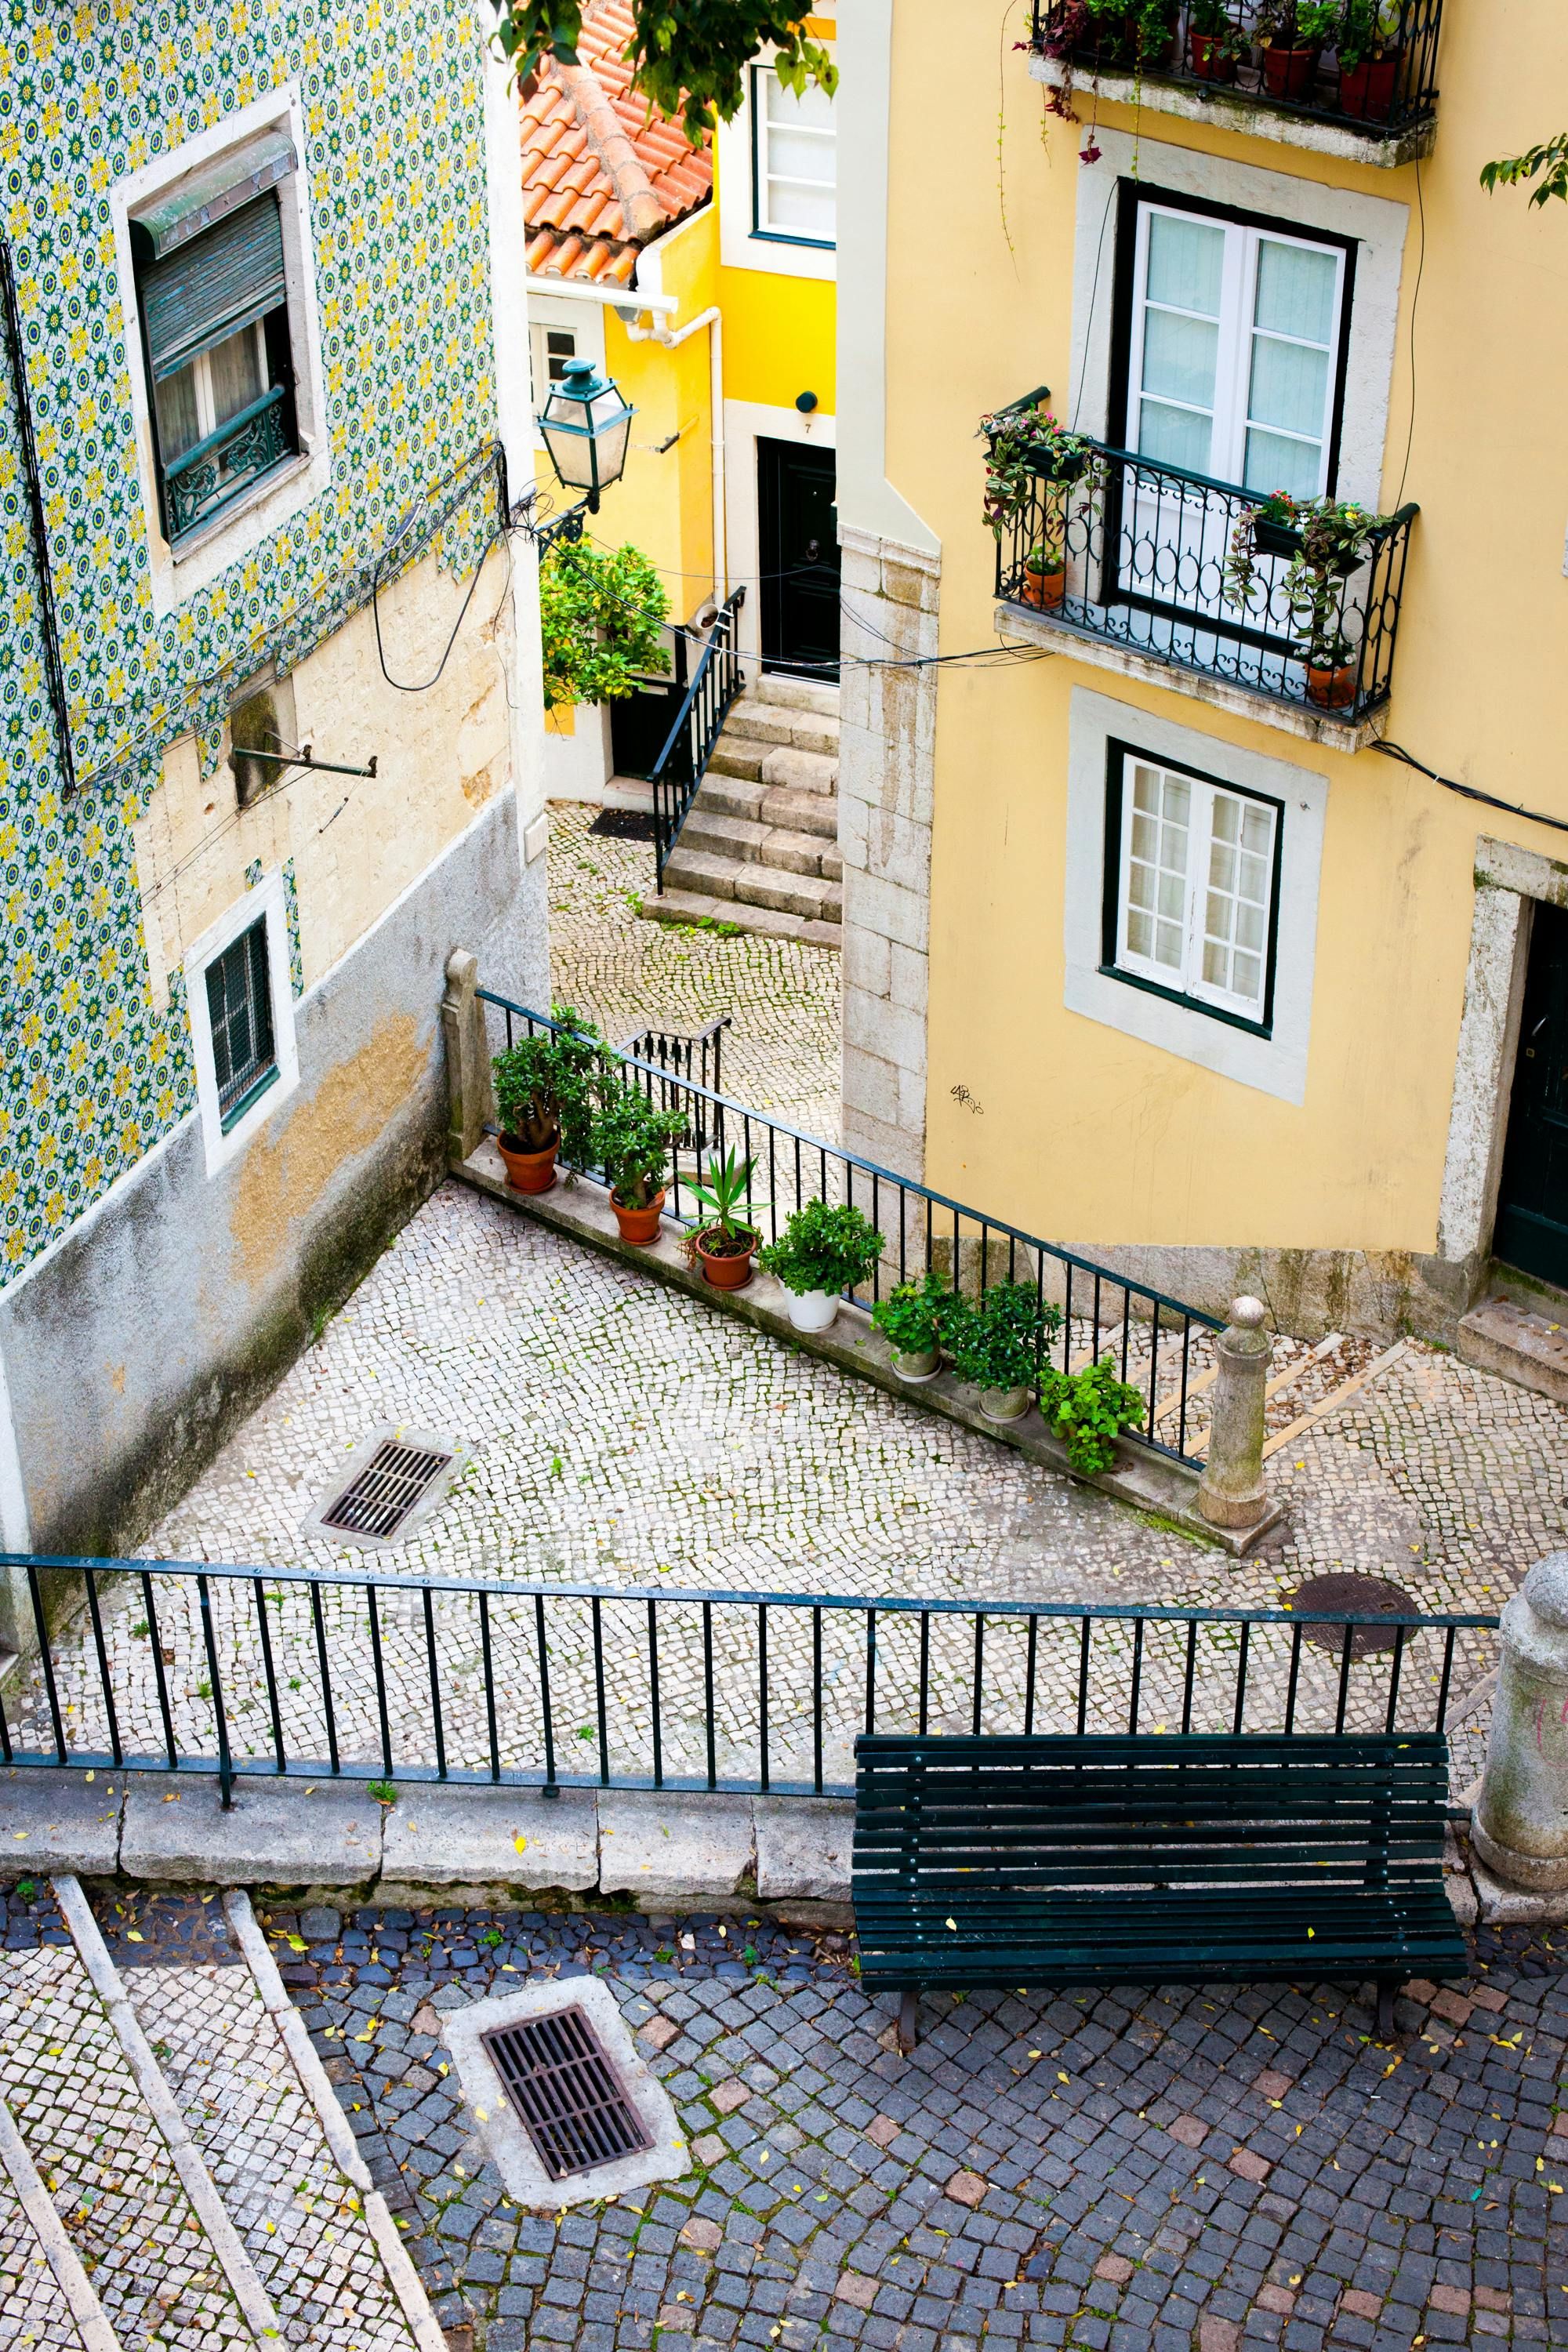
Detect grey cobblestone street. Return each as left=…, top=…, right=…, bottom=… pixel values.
left=256, top=1900, right=1566, bottom=2352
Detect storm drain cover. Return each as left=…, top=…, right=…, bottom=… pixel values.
left=308, top=1430, right=459, bottom=1545
left=1288, top=1571, right=1419, bottom=1660
left=481, top=2003, right=655, bottom=2180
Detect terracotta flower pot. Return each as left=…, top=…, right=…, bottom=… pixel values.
left=1338, top=51, right=1399, bottom=119
left=1261, top=41, right=1319, bottom=99
left=1022, top=563, right=1067, bottom=611
left=1305, top=661, right=1357, bottom=710
left=695, top=1225, right=760, bottom=1290
left=498, top=1131, right=559, bottom=1194
left=1188, top=27, right=1237, bottom=81
left=611, top=1187, right=666, bottom=1247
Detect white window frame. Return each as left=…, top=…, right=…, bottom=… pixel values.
left=715, top=45, right=837, bottom=284
left=751, top=60, right=836, bottom=249
left=111, top=87, right=330, bottom=619
left=185, top=870, right=299, bottom=1178
left=1113, top=755, right=1280, bottom=1028
left=1128, top=200, right=1347, bottom=495
left=1064, top=687, right=1325, bottom=1105
left=524, top=296, right=605, bottom=446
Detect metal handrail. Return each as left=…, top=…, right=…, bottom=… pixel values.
left=650, top=585, right=747, bottom=889
left=163, top=383, right=289, bottom=483
left=0, top=1553, right=1498, bottom=1810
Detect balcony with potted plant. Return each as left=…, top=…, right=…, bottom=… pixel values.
left=985, top=397, right=1418, bottom=748
left=1029, top=0, right=1443, bottom=166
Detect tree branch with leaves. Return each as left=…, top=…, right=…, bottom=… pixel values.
left=489, top=1, right=837, bottom=144
left=1482, top=134, right=1568, bottom=209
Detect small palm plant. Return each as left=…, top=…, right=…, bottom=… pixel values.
left=686, top=1148, right=760, bottom=1284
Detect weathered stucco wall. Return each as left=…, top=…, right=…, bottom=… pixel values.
left=0, top=788, right=542, bottom=1647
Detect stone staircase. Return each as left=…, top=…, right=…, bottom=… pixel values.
left=641, top=671, right=841, bottom=948
left=0, top=1877, right=441, bottom=2352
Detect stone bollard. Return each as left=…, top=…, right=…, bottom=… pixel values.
left=441, top=948, right=492, bottom=1167
left=1196, top=1297, right=1272, bottom=1530
left=1472, top=1552, right=1568, bottom=1891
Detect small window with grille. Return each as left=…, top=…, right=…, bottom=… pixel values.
left=205, top=916, right=278, bottom=1129
left=1102, top=742, right=1283, bottom=1036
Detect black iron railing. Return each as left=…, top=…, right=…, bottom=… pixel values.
left=1031, top=2, right=1443, bottom=140
left=163, top=383, right=296, bottom=542
left=481, top=993, right=1224, bottom=1465
left=0, top=1555, right=1498, bottom=1809
left=617, top=1016, right=731, bottom=1149
left=993, top=429, right=1417, bottom=725
left=651, top=586, right=747, bottom=889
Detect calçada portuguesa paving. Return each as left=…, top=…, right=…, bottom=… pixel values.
left=154, top=1891, right=1568, bottom=2352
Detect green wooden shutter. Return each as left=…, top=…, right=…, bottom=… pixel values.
left=140, top=193, right=287, bottom=381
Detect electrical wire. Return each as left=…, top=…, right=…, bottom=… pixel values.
left=1374, top=739, right=1568, bottom=840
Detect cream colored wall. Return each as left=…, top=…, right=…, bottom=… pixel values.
left=133, top=540, right=517, bottom=1007
left=883, top=0, right=1568, bottom=1269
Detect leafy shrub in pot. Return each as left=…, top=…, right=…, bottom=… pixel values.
left=946, top=1281, right=1062, bottom=1422
left=758, top=1201, right=884, bottom=1332
left=592, top=1077, right=687, bottom=1245
left=1037, top=1355, right=1146, bottom=1475
left=491, top=1007, right=601, bottom=1194
left=872, top=1272, right=956, bottom=1378
left=685, top=1149, right=761, bottom=1289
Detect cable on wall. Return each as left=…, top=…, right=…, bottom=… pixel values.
left=1373, top=739, right=1568, bottom=841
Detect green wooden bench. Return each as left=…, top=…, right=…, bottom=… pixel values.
left=852, top=1732, right=1468, bottom=2049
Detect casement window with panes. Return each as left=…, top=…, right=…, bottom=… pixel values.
left=129, top=128, right=300, bottom=546
left=1120, top=194, right=1352, bottom=499
left=751, top=63, right=836, bottom=247
left=1106, top=746, right=1281, bottom=1033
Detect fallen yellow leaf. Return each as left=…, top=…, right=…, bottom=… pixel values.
left=514, top=1834, right=528, bottom=1854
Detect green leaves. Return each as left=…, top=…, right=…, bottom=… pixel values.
left=686, top=1146, right=757, bottom=1241
left=539, top=541, right=670, bottom=712
left=758, top=1201, right=884, bottom=1297
left=1036, top=1354, right=1145, bottom=1476
left=488, top=2, right=835, bottom=147
left=946, top=1282, right=1062, bottom=1396
left=593, top=1074, right=687, bottom=1209
left=492, top=1004, right=604, bottom=1154
left=871, top=1271, right=955, bottom=1358
left=1481, top=134, right=1568, bottom=209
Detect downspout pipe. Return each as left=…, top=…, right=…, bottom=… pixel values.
left=625, top=305, right=726, bottom=601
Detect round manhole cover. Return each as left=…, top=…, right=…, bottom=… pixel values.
left=1288, top=1571, right=1419, bottom=1659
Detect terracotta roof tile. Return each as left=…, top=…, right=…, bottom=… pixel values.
left=518, top=0, right=712, bottom=288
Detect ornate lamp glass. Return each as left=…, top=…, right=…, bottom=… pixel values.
left=538, top=358, right=635, bottom=510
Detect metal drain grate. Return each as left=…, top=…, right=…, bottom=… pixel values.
left=319, top=1438, right=454, bottom=1540
left=482, top=2004, right=654, bottom=2180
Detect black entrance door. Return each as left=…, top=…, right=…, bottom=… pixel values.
left=1495, top=901, right=1568, bottom=1287
left=757, top=437, right=839, bottom=680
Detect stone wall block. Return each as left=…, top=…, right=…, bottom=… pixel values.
left=841, top=926, right=891, bottom=1000
left=843, top=1044, right=902, bottom=1129
left=843, top=984, right=926, bottom=1078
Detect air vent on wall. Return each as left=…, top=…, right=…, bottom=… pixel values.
left=481, top=2005, right=655, bottom=2181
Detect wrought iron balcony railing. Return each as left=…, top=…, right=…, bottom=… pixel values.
left=1030, top=2, right=1443, bottom=141
left=992, top=427, right=1417, bottom=728
left=162, top=382, right=295, bottom=543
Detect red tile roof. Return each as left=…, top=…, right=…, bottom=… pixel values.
left=520, top=0, right=713, bottom=289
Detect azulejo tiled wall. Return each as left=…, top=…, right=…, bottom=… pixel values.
left=0, top=0, right=499, bottom=1279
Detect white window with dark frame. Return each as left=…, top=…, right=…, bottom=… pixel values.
left=1124, top=197, right=1349, bottom=499
left=525, top=298, right=605, bottom=443
left=187, top=870, right=299, bottom=1175
left=129, top=127, right=301, bottom=547
left=751, top=62, right=835, bottom=248
left=1108, top=747, right=1281, bottom=1033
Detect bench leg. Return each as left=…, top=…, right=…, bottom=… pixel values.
left=896, top=1988, right=918, bottom=2054
left=1376, top=1980, right=1397, bottom=2040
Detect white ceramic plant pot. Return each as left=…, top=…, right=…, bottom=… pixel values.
left=978, top=1385, right=1032, bottom=1423
left=891, top=1347, right=941, bottom=1381
left=788, top=1287, right=838, bottom=1334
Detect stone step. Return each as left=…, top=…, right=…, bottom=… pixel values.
left=706, top=744, right=766, bottom=782
left=760, top=782, right=837, bottom=840
left=758, top=826, right=843, bottom=883
left=699, top=775, right=768, bottom=824
left=748, top=672, right=841, bottom=718
left=664, top=844, right=842, bottom=923
left=760, top=745, right=837, bottom=796
left=721, top=705, right=839, bottom=757
left=678, top=808, right=771, bottom=863
left=636, top=884, right=841, bottom=951
left=1457, top=1290, right=1568, bottom=1406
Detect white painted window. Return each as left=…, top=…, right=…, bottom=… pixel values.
left=1129, top=202, right=1346, bottom=498
left=528, top=320, right=579, bottom=410
left=753, top=63, right=835, bottom=247
left=524, top=297, right=605, bottom=441
left=186, top=870, right=299, bottom=1176
left=1116, top=755, right=1279, bottom=1025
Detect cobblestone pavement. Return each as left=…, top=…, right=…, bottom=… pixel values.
left=263, top=1900, right=1568, bottom=2352
left=0, top=1893, right=251, bottom=2349
left=546, top=801, right=841, bottom=1142
left=0, top=2166, right=81, bottom=2352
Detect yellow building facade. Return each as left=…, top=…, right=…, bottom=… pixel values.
left=836, top=0, right=1568, bottom=1352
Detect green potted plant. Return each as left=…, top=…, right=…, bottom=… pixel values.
left=1225, top=492, right=1381, bottom=706
left=491, top=1007, right=601, bottom=1195
left=1083, top=0, right=1178, bottom=68
left=1255, top=0, right=1338, bottom=99
left=592, top=1076, right=687, bottom=1247
left=1337, top=0, right=1402, bottom=121
left=946, top=1281, right=1062, bottom=1424
left=685, top=1148, right=761, bottom=1289
left=1186, top=0, right=1247, bottom=80
left=871, top=1272, right=955, bottom=1381
left=1036, top=1356, right=1146, bottom=1475
left=758, top=1200, right=885, bottom=1334
left=1022, top=532, right=1067, bottom=612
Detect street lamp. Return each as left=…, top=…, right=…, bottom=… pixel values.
left=532, top=358, right=635, bottom=550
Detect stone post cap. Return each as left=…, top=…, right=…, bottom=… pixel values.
left=1513, top=1552, right=1568, bottom=1635
left=1228, top=1296, right=1268, bottom=1331
left=445, top=947, right=478, bottom=988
